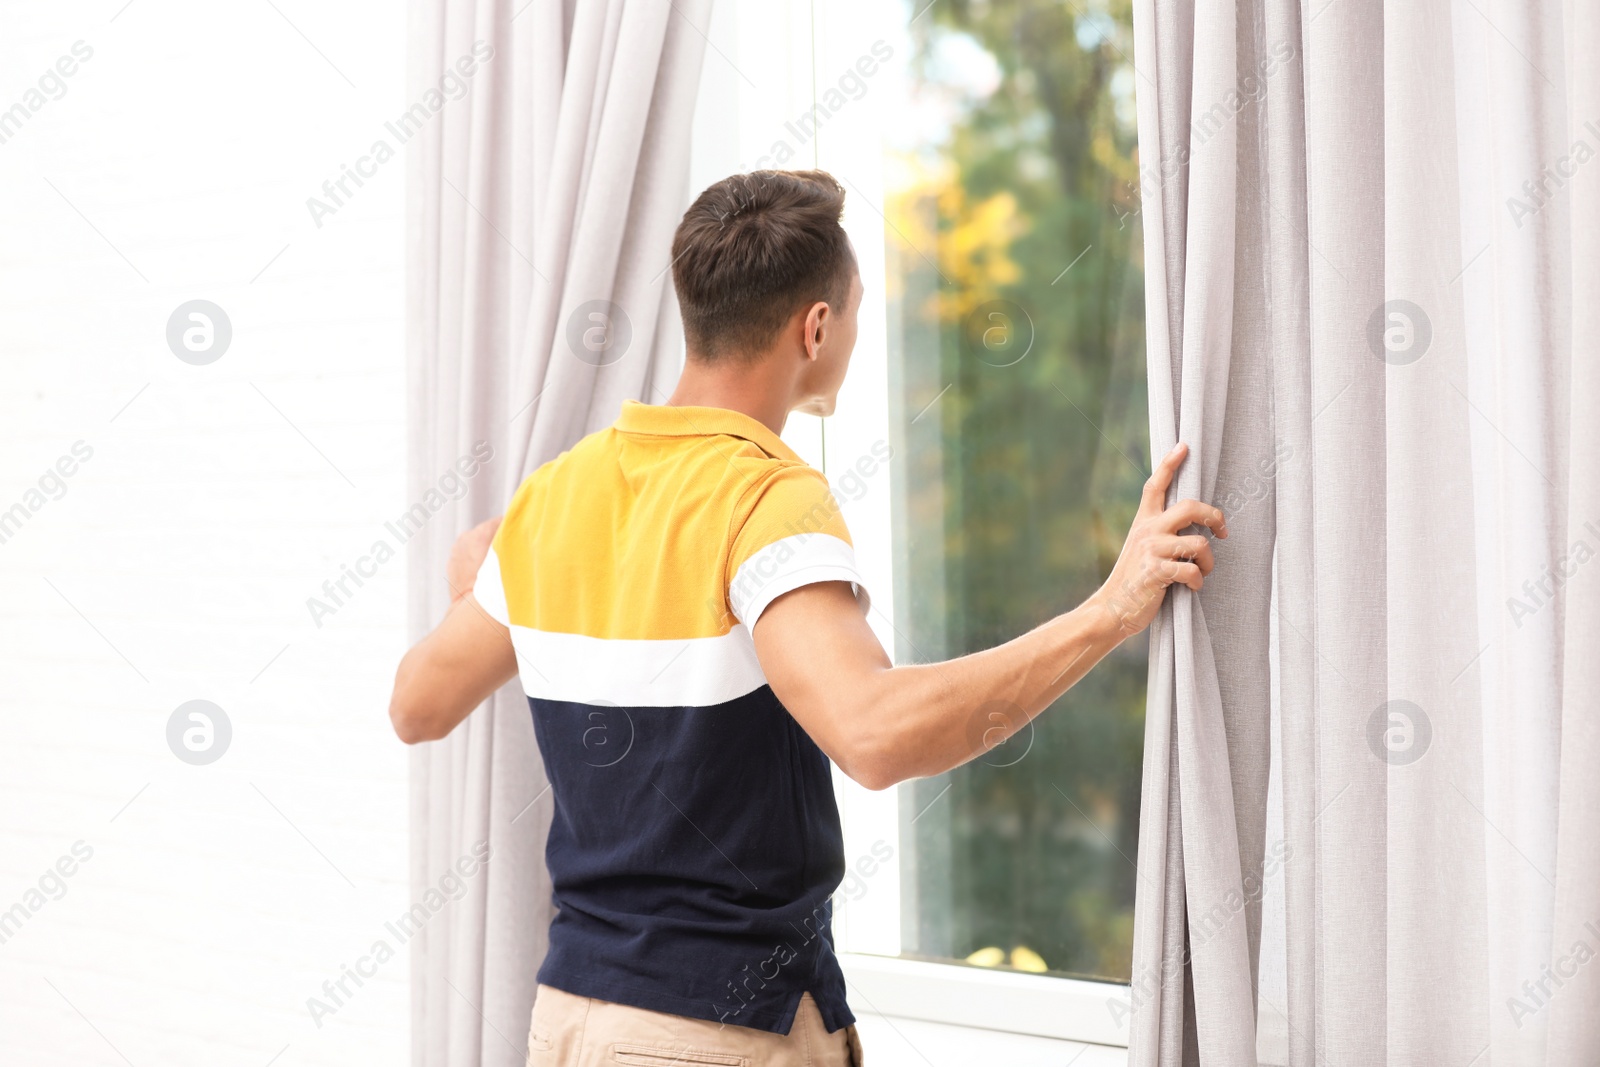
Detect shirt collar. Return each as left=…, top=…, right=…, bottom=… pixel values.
left=615, top=400, right=802, bottom=463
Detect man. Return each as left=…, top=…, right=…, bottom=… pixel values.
left=389, top=169, right=1224, bottom=1066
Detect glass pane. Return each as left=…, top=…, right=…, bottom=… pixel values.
left=883, top=0, right=1148, bottom=982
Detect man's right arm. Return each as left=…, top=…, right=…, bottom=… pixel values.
left=751, top=442, right=1225, bottom=790
left=389, top=594, right=517, bottom=743
left=389, top=517, right=517, bottom=744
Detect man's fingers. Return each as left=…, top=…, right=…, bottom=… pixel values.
left=1154, top=535, right=1214, bottom=575
left=1179, top=563, right=1204, bottom=591
left=1183, top=537, right=1215, bottom=576
left=1153, top=558, right=1203, bottom=592
left=1157, top=498, right=1227, bottom=537
left=1140, top=443, right=1189, bottom=514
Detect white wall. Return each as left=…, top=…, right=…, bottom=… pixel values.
left=0, top=2, right=420, bottom=1063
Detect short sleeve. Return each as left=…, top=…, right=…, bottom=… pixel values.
left=726, top=465, right=870, bottom=629
left=472, top=542, right=511, bottom=627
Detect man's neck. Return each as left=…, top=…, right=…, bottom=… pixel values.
left=665, top=353, right=795, bottom=437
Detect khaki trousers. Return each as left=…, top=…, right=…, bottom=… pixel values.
left=526, top=984, right=864, bottom=1067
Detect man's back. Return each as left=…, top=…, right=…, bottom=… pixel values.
left=473, top=400, right=866, bottom=1033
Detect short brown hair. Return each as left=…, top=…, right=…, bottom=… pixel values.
left=670, top=170, right=856, bottom=360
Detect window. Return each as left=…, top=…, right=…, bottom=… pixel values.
left=877, top=0, right=1148, bottom=984
left=691, top=0, right=1146, bottom=1045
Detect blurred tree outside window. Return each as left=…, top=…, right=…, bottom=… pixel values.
left=884, top=0, right=1148, bottom=982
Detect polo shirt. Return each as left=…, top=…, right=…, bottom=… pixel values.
left=473, top=400, right=868, bottom=1034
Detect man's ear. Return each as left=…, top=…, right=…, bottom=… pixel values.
left=803, top=300, right=831, bottom=362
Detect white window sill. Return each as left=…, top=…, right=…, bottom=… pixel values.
left=851, top=1014, right=1129, bottom=1067
left=838, top=952, right=1132, bottom=1047
left=841, top=953, right=1290, bottom=1065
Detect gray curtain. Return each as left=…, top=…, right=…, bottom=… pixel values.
left=403, top=2, right=709, bottom=1064
left=1127, top=1, right=1600, bottom=1064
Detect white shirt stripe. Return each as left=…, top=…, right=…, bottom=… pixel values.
left=508, top=624, right=768, bottom=707
left=472, top=544, right=511, bottom=626
left=728, top=532, right=870, bottom=630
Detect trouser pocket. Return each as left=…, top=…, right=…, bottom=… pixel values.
left=611, top=1044, right=748, bottom=1067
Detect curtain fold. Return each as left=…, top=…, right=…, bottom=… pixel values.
left=1549, top=4, right=1600, bottom=1061
left=1129, top=2, right=1274, bottom=1063
left=1129, top=1, right=1600, bottom=1063
left=403, top=3, right=710, bottom=1065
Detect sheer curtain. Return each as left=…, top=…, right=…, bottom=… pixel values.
left=1127, top=1, right=1600, bottom=1063
left=403, top=2, right=709, bottom=1064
